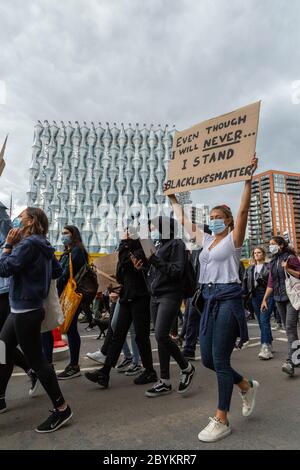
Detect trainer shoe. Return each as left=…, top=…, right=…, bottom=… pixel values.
left=198, top=417, right=231, bottom=442
left=0, top=397, right=7, bottom=414
left=116, top=357, right=133, bottom=373
left=35, top=406, right=73, bottom=433
left=239, top=380, right=260, bottom=417
left=282, top=360, right=295, bottom=377
left=125, top=364, right=142, bottom=376
left=57, top=365, right=81, bottom=380
left=28, top=370, right=39, bottom=397
left=258, top=344, right=273, bottom=360
left=134, top=369, right=157, bottom=385
left=86, top=350, right=107, bottom=364
left=145, top=380, right=172, bottom=397
left=85, top=370, right=109, bottom=388
left=178, top=364, right=195, bottom=394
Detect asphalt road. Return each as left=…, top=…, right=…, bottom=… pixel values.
left=1, top=321, right=300, bottom=450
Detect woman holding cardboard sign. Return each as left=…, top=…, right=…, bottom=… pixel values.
left=167, top=155, right=259, bottom=443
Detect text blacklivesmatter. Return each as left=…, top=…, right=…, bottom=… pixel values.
left=165, top=101, right=260, bottom=194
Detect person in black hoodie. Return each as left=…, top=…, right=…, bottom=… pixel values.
left=85, top=229, right=157, bottom=388
left=144, top=216, right=196, bottom=397
left=0, top=207, right=72, bottom=432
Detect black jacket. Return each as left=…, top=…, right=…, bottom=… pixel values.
left=149, top=238, right=186, bottom=298
left=116, top=239, right=149, bottom=302
left=243, top=263, right=270, bottom=296
left=270, top=251, right=291, bottom=302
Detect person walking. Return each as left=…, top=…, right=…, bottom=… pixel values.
left=143, top=215, right=196, bottom=398
left=244, top=247, right=274, bottom=360
left=0, top=207, right=72, bottom=432
left=261, top=236, right=300, bottom=376
left=85, top=230, right=157, bottom=388
left=168, top=155, right=259, bottom=443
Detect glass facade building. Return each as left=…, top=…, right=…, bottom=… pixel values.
left=249, top=170, right=300, bottom=253
left=27, top=120, right=190, bottom=253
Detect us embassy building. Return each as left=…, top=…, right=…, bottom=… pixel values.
left=27, top=120, right=200, bottom=253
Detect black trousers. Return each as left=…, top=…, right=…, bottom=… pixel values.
left=0, top=309, right=65, bottom=408
left=0, top=293, right=29, bottom=373
left=105, top=296, right=154, bottom=371
left=151, top=296, right=188, bottom=380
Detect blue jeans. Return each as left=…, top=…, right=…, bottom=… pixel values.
left=111, top=300, right=140, bottom=365
left=251, top=291, right=274, bottom=345
left=182, top=298, right=200, bottom=357
left=199, top=284, right=244, bottom=412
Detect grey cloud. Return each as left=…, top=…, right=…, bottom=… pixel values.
left=0, top=0, right=300, bottom=216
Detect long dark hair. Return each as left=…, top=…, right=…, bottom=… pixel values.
left=270, top=236, right=296, bottom=256
left=64, top=225, right=88, bottom=259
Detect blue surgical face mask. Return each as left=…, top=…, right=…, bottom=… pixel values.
left=208, top=219, right=227, bottom=235
left=12, top=217, right=23, bottom=229
left=150, top=229, right=161, bottom=241
left=62, top=234, right=72, bottom=246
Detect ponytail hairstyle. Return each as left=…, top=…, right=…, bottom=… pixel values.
left=270, top=236, right=296, bottom=256
left=211, top=204, right=234, bottom=231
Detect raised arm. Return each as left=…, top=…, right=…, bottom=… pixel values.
left=167, top=194, right=204, bottom=247
left=233, top=155, right=258, bottom=248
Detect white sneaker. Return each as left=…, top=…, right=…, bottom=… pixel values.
left=86, top=351, right=107, bottom=364
left=198, top=417, right=232, bottom=442
left=239, top=380, right=259, bottom=417
left=258, top=344, right=273, bottom=360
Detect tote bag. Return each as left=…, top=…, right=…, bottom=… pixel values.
left=59, top=254, right=83, bottom=334
left=41, top=280, right=64, bottom=333
left=285, top=270, right=300, bottom=311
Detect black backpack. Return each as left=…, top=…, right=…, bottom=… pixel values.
left=75, top=263, right=99, bottom=304
left=182, top=252, right=198, bottom=299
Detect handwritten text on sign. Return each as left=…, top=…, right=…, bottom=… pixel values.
left=164, top=101, right=260, bottom=194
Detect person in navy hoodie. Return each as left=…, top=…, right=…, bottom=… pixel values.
left=0, top=203, right=37, bottom=395
left=0, top=207, right=72, bottom=433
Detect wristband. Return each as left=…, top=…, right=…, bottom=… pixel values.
left=4, top=243, right=13, bottom=249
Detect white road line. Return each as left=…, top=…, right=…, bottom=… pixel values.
left=275, top=337, right=288, bottom=342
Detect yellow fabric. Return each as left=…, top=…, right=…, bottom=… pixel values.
left=59, top=254, right=82, bottom=334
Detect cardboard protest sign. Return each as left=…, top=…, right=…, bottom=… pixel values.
left=164, top=102, right=260, bottom=194
left=0, top=135, right=8, bottom=177
left=93, top=252, right=120, bottom=292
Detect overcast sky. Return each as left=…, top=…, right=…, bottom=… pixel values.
left=0, top=0, right=300, bottom=218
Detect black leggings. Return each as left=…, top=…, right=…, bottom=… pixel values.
left=151, top=296, right=188, bottom=380
left=0, top=309, right=65, bottom=408
left=0, top=293, right=29, bottom=373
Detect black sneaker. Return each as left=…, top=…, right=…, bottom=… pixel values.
left=282, top=360, right=295, bottom=377
left=116, top=357, right=132, bottom=373
left=178, top=364, right=196, bottom=394
left=28, top=370, right=39, bottom=397
left=57, top=365, right=81, bottom=380
left=134, top=369, right=157, bottom=385
left=145, top=381, right=172, bottom=397
left=35, top=406, right=73, bottom=433
left=85, top=370, right=109, bottom=389
left=0, top=397, right=7, bottom=414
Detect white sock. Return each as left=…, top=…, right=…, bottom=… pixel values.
left=182, top=363, right=192, bottom=373
left=160, top=378, right=171, bottom=386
